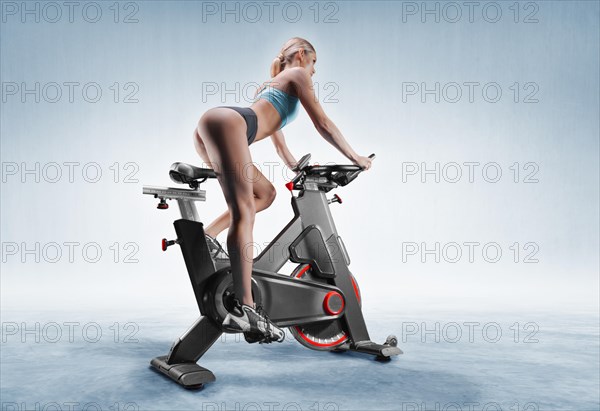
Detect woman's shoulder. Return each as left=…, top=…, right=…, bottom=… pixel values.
left=277, top=68, right=312, bottom=95
left=281, top=67, right=310, bottom=83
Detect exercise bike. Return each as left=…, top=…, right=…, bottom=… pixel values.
left=143, top=153, right=402, bottom=389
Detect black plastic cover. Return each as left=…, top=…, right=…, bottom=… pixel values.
left=289, top=225, right=335, bottom=278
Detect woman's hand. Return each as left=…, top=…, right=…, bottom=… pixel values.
left=352, top=155, right=373, bottom=170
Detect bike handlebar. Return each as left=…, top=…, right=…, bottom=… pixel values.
left=292, top=153, right=312, bottom=172
left=292, top=153, right=376, bottom=188
left=333, top=153, right=376, bottom=186
left=304, top=153, right=375, bottom=174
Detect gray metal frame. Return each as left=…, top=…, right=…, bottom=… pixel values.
left=143, top=171, right=401, bottom=389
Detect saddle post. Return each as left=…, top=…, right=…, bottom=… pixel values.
left=142, top=164, right=222, bottom=388
left=177, top=197, right=200, bottom=222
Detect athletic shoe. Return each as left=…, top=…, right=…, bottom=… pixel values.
left=205, top=234, right=229, bottom=260
left=222, top=299, right=285, bottom=343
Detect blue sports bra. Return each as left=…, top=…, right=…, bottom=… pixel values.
left=254, top=80, right=300, bottom=129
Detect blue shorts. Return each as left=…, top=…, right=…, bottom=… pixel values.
left=218, top=106, right=258, bottom=145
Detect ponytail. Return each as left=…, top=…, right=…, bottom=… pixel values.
left=270, top=53, right=286, bottom=78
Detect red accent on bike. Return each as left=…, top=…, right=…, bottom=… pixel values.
left=334, top=194, right=343, bottom=204
left=295, top=264, right=311, bottom=278
left=161, top=239, right=167, bottom=252
left=351, top=275, right=361, bottom=304
left=323, top=291, right=345, bottom=316
left=285, top=182, right=294, bottom=191
left=294, top=327, right=348, bottom=347
left=293, top=264, right=349, bottom=348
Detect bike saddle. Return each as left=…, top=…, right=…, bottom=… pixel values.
left=170, top=162, right=217, bottom=185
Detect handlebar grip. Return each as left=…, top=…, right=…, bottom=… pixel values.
left=351, top=152, right=375, bottom=173
left=292, top=153, right=311, bottom=172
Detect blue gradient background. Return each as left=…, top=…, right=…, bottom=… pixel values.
left=1, top=1, right=598, bottom=310
left=0, top=1, right=599, bottom=409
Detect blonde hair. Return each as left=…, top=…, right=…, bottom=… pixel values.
left=270, top=37, right=316, bottom=78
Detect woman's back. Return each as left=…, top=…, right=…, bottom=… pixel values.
left=254, top=71, right=301, bottom=129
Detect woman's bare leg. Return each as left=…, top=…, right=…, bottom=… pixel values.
left=196, top=109, right=257, bottom=306
left=194, top=130, right=277, bottom=239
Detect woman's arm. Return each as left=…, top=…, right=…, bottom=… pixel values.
left=291, top=67, right=370, bottom=168
left=271, top=129, right=297, bottom=169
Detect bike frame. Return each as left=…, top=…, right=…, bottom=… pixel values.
left=145, top=173, right=399, bottom=387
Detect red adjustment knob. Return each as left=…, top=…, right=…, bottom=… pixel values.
left=162, top=238, right=178, bottom=251
left=157, top=199, right=169, bottom=209
left=328, top=194, right=343, bottom=204
left=285, top=182, right=294, bottom=191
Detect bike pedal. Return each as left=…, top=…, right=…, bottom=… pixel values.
left=243, top=332, right=265, bottom=344
left=243, top=332, right=283, bottom=345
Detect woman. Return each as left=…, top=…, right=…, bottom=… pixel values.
left=194, top=37, right=372, bottom=343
